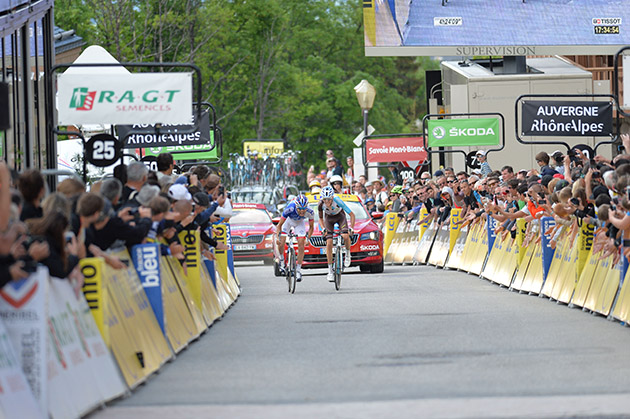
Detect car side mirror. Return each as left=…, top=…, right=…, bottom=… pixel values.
left=371, top=212, right=384, bottom=220
left=272, top=217, right=280, bottom=225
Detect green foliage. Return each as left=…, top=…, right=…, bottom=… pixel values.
left=54, top=0, right=440, bottom=172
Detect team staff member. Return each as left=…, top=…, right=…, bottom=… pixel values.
left=318, top=186, right=355, bottom=282
left=276, top=195, right=314, bottom=282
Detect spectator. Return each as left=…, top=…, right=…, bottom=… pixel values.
left=101, top=178, right=123, bottom=207
left=157, top=153, right=175, bottom=181
left=18, top=169, right=45, bottom=221
left=29, top=210, right=79, bottom=278
left=535, top=151, right=558, bottom=177
left=345, top=156, right=355, bottom=185
left=122, top=162, right=148, bottom=204
left=326, top=157, right=343, bottom=179
left=330, top=175, right=344, bottom=193
left=501, top=166, right=515, bottom=183
left=476, top=151, right=492, bottom=178
left=373, top=178, right=388, bottom=209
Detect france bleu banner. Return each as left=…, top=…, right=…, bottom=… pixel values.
left=487, top=216, right=498, bottom=255
left=540, top=217, right=556, bottom=282
left=204, top=259, right=217, bottom=288
left=132, top=243, right=165, bottom=334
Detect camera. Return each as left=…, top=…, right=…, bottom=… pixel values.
left=570, top=197, right=580, bottom=205
left=22, top=259, right=38, bottom=273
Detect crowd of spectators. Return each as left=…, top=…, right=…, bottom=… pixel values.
left=304, top=135, right=630, bottom=264
left=0, top=153, right=231, bottom=289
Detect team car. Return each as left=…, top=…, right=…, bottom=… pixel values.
left=230, top=203, right=275, bottom=264
left=273, top=193, right=384, bottom=275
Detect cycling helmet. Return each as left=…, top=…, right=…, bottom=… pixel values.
left=329, top=175, right=343, bottom=185
left=391, top=185, right=403, bottom=195
left=294, top=194, right=309, bottom=209
left=320, top=186, right=335, bottom=199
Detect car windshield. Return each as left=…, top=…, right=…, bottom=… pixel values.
left=232, top=190, right=274, bottom=205
left=308, top=201, right=369, bottom=222
left=231, top=209, right=271, bottom=224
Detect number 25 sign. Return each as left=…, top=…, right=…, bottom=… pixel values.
left=85, top=134, right=122, bottom=167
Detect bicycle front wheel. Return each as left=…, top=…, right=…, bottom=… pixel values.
left=334, top=248, right=342, bottom=291
left=287, top=248, right=297, bottom=294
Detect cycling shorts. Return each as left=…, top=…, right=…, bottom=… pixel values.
left=281, top=217, right=309, bottom=237
left=322, top=211, right=348, bottom=240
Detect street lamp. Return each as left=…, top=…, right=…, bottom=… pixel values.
left=354, top=79, right=376, bottom=136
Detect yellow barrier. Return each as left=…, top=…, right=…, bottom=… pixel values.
left=413, top=221, right=438, bottom=264
left=612, top=268, right=630, bottom=322
left=382, top=212, right=400, bottom=256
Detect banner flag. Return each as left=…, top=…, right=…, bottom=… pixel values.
left=487, top=215, right=498, bottom=255
left=131, top=244, right=165, bottom=334
left=541, top=216, right=557, bottom=282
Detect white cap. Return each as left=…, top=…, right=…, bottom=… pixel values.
left=168, top=184, right=192, bottom=201
left=476, top=150, right=486, bottom=156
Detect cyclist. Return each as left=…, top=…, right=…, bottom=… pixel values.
left=318, top=186, right=355, bottom=282
left=275, top=194, right=314, bottom=282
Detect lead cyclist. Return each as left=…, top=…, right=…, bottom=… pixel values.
left=275, top=194, right=314, bottom=282
left=318, top=186, right=356, bottom=282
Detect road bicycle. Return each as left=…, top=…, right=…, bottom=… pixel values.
left=284, top=230, right=298, bottom=294
left=331, top=227, right=346, bottom=291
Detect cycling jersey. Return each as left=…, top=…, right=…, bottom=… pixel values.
left=318, top=195, right=351, bottom=218
left=282, top=201, right=314, bottom=221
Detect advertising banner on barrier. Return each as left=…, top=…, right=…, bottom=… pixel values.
left=0, top=268, right=48, bottom=415
left=427, top=118, right=500, bottom=147
left=521, top=101, right=613, bottom=137
left=57, top=73, right=193, bottom=125
left=382, top=212, right=400, bottom=255
left=243, top=140, right=284, bottom=157
left=580, top=223, right=595, bottom=277
left=0, top=318, right=43, bottom=418
left=80, top=258, right=107, bottom=344
left=541, top=217, right=557, bottom=282
left=179, top=229, right=202, bottom=309
left=418, top=207, right=430, bottom=239
left=365, top=137, right=427, bottom=163
left=117, top=110, right=212, bottom=149
left=449, top=208, right=462, bottom=253
left=47, top=279, right=107, bottom=417
left=225, top=224, right=237, bottom=282
left=132, top=244, right=165, bottom=334
left=487, top=216, right=498, bottom=255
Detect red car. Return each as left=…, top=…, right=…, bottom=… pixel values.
left=230, top=203, right=275, bottom=264
left=273, top=193, right=384, bottom=275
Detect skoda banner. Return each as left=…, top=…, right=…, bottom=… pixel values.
left=57, top=73, right=193, bottom=125
left=365, top=137, right=427, bottom=163
left=521, top=101, right=613, bottom=136
left=427, top=118, right=500, bottom=147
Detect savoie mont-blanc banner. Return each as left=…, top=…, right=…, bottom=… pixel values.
left=57, top=73, right=193, bottom=125
left=427, top=118, right=500, bottom=147
left=365, top=137, right=427, bottom=163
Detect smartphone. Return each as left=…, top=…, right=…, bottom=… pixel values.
left=570, top=198, right=579, bottom=205
left=64, top=231, right=75, bottom=243
left=538, top=199, right=547, bottom=205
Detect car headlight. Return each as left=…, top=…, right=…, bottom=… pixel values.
left=360, top=231, right=379, bottom=241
